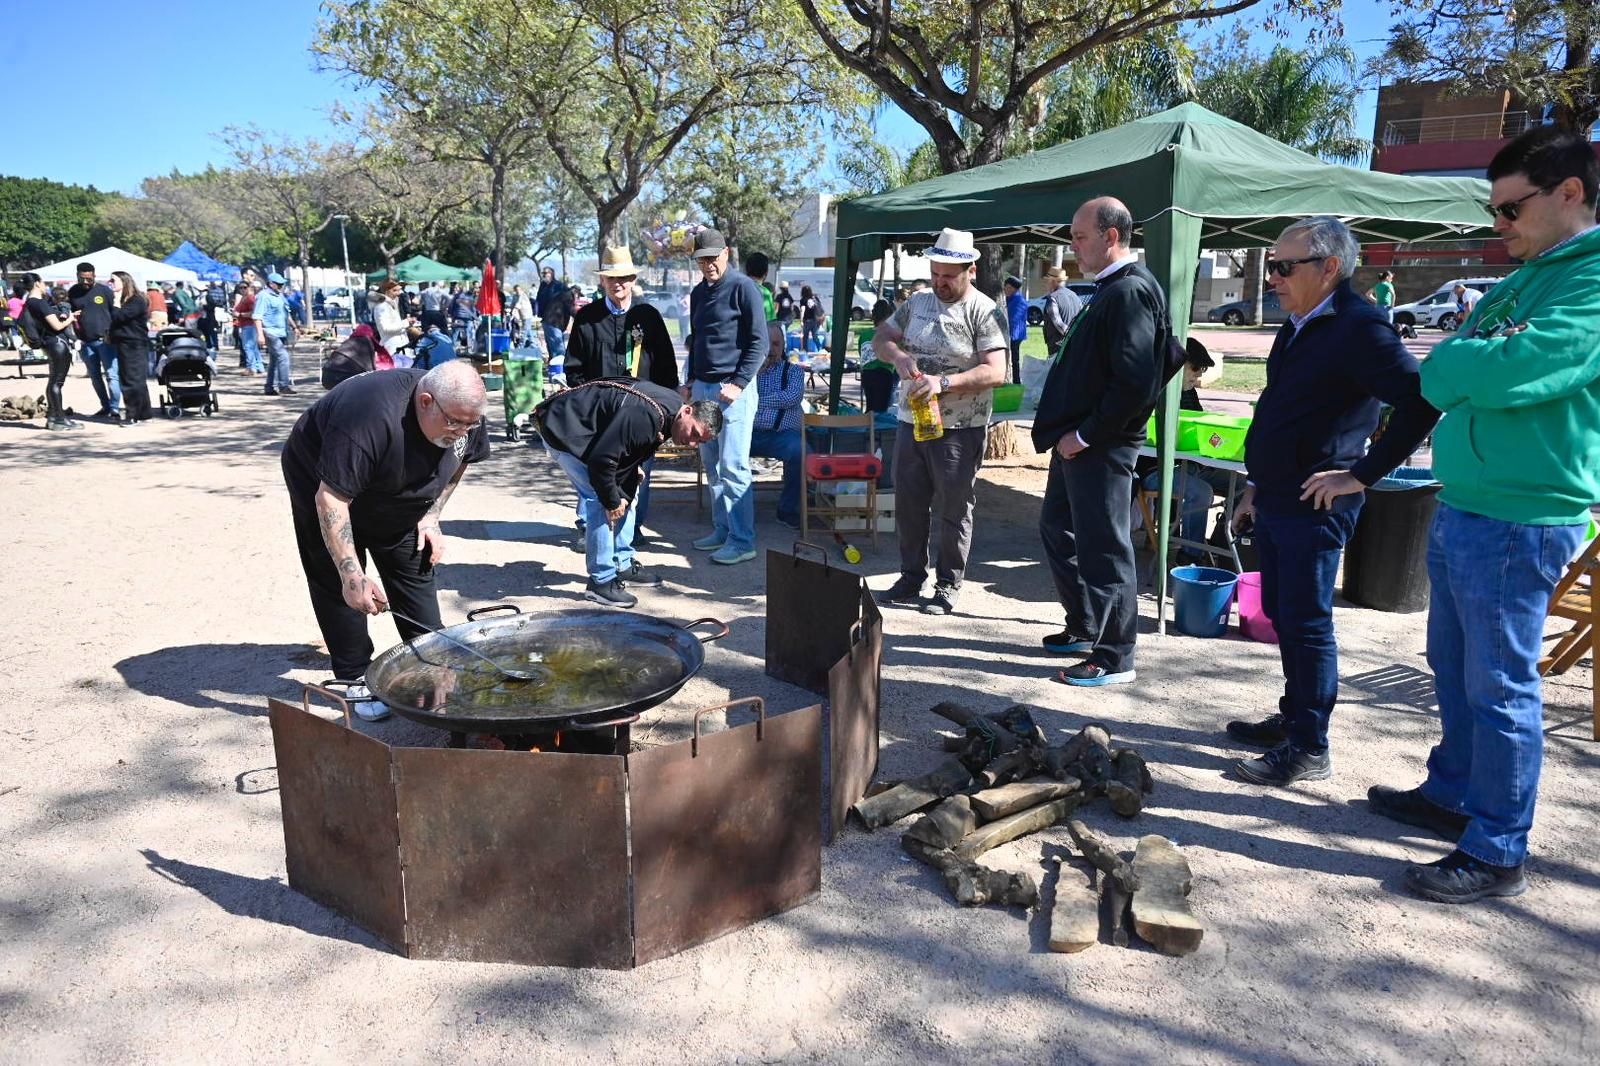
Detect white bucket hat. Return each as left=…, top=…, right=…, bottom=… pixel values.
left=923, top=227, right=981, bottom=264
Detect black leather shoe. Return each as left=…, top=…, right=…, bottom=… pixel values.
left=876, top=576, right=923, bottom=605
left=1225, top=712, right=1288, bottom=748
left=1233, top=742, right=1331, bottom=786
left=1368, top=785, right=1469, bottom=841
left=1405, top=849, right=1526, bottom=903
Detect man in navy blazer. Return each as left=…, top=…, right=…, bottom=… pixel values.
left=1226, top=216, right=1439, bottom=787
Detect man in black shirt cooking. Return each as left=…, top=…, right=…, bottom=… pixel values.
left=536, top=378, right=721, bottom=608
left=282, top=361, right=490, bottom=719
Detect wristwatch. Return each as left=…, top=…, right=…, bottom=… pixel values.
left=938, top=374, right=950, bottom=393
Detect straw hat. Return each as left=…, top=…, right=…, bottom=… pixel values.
left=923, top=227, right=980, bottom=264
left=597, top=246, right=641, bottom=277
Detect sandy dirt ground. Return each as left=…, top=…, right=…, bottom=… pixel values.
left=0, top=350, right=1596, bottom=1065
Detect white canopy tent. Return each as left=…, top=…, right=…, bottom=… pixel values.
left=26, top=247, right=200, bottom=287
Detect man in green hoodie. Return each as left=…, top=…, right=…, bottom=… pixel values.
left=1369, top=125, right=1600, bottom=905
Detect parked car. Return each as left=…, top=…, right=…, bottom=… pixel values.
left=1025, top=282, right=1097, bottom=325
left=1207, top=290, right=1286, bottom=326
left=1390, top=277, right=1501, bottom=330
left=322, top=287, right=354, bottom=319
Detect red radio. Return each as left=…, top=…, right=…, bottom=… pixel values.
left=805, top=453, right=882, bottom=481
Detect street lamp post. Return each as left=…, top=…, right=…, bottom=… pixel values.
left=334, top=214, right=356, bottom=328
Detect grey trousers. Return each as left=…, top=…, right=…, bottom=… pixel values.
left=892, top=423, right=986, bottom=591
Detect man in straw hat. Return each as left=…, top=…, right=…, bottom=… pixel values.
left=1040, top=265, right=1084, bottom=358
left=873, top=227, right=1008, bottom=616
left=565, top=245, right=682, bottom=552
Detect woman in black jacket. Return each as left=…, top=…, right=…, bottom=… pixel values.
left=107, top=271, right=153, bottom=424
left=20, top=273, right=78, bottom=430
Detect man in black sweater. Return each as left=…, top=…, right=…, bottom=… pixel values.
left=67, top=262, right=121, bottom=420
left=537, top=378, right=721, bottom=607
left=1226, top=216, right=1439, bottom=787
left=682, top=228, right=766, bottom=566
left=1033, top=197, right=1168, bottom=687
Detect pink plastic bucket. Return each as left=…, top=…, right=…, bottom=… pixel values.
left=1237, top=571, right=1278, bottom=644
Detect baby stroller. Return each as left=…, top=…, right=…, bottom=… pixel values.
left=156, top=327, right=219, bottom=418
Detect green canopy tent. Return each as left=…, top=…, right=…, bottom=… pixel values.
left=828, top=102, right=1497, bottom=630
left=366, top=254, right=478, bottom=284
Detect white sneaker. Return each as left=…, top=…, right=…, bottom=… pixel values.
left=338, top=680, right=391, bottom=722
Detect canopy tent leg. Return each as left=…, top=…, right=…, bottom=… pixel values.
left=828, top=239, right=861, bottom=413
left=1139, top=210, right=1203, bottom=636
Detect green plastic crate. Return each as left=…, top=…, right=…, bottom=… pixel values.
left=1148, top=410, right=1211, bottom=451
left=993, top=383, right=1023, bottom=412
left=1191, top=413, right=1251, bottom=461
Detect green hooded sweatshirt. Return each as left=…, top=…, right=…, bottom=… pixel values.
left=1421, top=223, right=1600, bottom=526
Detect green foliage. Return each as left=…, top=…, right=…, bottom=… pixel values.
left=0, top=175, right=109, bottom=268
left=1195, top=41, right=1368, bottom=163
left=664, top=111, right=813, bottom=265
left=1385, top=0, right=1600, bottom=134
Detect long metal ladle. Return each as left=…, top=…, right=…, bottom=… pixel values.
left=386, top=606, right=547, bottom=682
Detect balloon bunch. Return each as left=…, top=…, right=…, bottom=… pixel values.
left=640, top=212, right=706, bottom=259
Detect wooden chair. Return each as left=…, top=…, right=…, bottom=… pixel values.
left=1539, top=532, right=1600, bottom=739
left=800, top=413, right=881, bottom=547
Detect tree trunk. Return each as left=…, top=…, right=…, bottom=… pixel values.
left=595, top=202, right=626, bottom=260
left=296, top=234, right=313, bottom=327
left=490, top=162, right=508, bottom=270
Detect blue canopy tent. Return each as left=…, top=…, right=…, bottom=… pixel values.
left=163, top=241, right=242, bottom=283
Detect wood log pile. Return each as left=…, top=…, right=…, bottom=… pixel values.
left=851, top=700, right=1203, bottom=956
left=0, top=395, right=46, bottom=421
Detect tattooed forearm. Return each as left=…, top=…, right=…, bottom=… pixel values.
left=314, top=483, right=362, bottom=580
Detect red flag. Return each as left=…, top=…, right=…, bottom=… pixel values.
left=476, top=259, right=501, bottom=317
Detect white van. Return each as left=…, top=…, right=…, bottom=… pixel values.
left=1391, top=277, right=1504, bottom=330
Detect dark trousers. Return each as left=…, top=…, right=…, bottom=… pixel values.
left=289, top=497, right=441, bottom=682
left=117, top=339, right=153, bottom=421
left=893, top=423, right=986, bottom=591
left=42, top=336, right=72, bottom=420
left=1009, top=337, right=1023, bottom=385
left=197, top=314, right=218, bottom=351
left=1255, top=505, right=1361, bottom=753
left=1039, top=444, right=1139, bottom=672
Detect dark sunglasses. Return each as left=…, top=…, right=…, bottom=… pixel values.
left=1266, top=256, right=1325, bottom=278
left=1484, top=186, right=1554, bottom=222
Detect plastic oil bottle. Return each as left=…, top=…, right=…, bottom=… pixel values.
left=908, top=371, right=944, bottom=442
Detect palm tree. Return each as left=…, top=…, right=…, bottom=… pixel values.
left=1195, top=44, right=1368, bottom=163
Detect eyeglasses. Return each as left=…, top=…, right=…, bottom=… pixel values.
left=1266, top=256, right=1325, bottom=278
left=1484, top=186, right=1553, bottom=222
left=442, top=413, right=479, bottom=431
left=605, top=275, right=636, bottom=284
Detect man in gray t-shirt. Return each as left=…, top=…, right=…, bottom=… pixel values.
left=872, top=228, right=1008, bottom=616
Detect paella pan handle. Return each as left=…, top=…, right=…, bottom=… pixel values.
left=691, top=696, right=765, bottom=756
left=303, top=682, right=353, bottom=729
left=466, top=603, right=522, bottom=621
left=682, top=618, right=730, bottom=644
left=791, top=541, right=828, bottom=565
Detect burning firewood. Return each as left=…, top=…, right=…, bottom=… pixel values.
left=901, top=837, right=1039, bottom=908
left=1130, top=835, right=1204, bottom=956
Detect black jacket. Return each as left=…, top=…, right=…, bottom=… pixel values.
left=107, top=295, right=150, bottom=350
left=536, top=378, right=681, bottom=511
left=1244, top=281, right=1439, bottom=515
left=1032, top=262, right=1168, bottom=453
left=565, top=299, right=680, bottom=390
left=68, top=282, right=114, bottom=341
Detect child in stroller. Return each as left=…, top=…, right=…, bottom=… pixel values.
left=155, top=327, right=220, bottom=417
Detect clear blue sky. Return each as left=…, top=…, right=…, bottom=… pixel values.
left=11, top=0, right=1395, bottom=194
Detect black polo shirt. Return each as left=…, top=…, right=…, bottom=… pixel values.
left=67, top=282, right=114, bottom=341
left=282, top=369, right=490, bottom=537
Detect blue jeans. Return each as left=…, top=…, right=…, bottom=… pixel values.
left=550, top=447, right=638, bottom=585
left=693, top=378, right=758, bottom=552
left=542, top=323, right=566, bottom=361
left=1421, top=503, right=1585, bottom=867
left=1254, top=505, right=1361, bottom=754
left=1142, top=463, right=1232, bottom=544
left=263, top=332, right=291, bottom=391
left=82, top=339, right=122, bottom=414
left=748, top=425, right=802, bottom=521
left=239, top=327, right=263, bottom=372
left=576, top=460, right=654, bottom=529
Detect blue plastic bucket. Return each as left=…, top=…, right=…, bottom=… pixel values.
left=1171, top=565, right=1239, bottom=638
left=488, top=329, right=512, bottom=354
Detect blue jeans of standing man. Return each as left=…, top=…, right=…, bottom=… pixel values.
left=239, top=327, right=263, bottom=373
left=82, top=339, right=122, bottom=415
left=692, top=378, right=758, bottom=552
left=263, top=332, right=291, bottom=392
left=1420, top=503, right=1585, bottom=867
left=1254, top=504, right=1362, bottom=754
left=542, top=323, right=566, bottom=362
left=550, top=446, right=639, bottom=585
left=748, top=426, right=802, bottom=523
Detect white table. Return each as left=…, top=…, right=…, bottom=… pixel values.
left=1137, top=445, right=1247, bottom=572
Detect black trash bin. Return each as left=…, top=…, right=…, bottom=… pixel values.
left=1342, top=466, right=1442, bottom=612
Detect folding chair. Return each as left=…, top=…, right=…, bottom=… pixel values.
left=800, top=413, right=881, bottom=547
left=1539, top=531, right=1600, bottom=739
